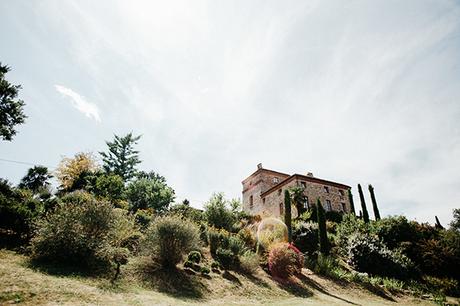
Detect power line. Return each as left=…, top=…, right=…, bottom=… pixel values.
left=0, top=157, right=53, bottom=168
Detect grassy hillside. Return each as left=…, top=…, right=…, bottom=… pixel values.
left=0, top=249, right=441, bottom=306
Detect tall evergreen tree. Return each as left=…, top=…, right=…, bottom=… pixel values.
left=347, top=189, right=356, bottom=215
left=100, top=132, right=142, bottom=182
left=316, top=199, right=329, bottom=255
left=284, top=190, right=292, bottom=243
left=0, top=63, right=27, bottom=141
left=368, top=184, right=381, bottom=220
left=358, top=184, right=369, bottom=223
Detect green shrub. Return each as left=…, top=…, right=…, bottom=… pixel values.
left=268, top=243, right=303, bottom=279
left=347, top=232, right=415, bottom=279
left=305, top=253, right=339, bottom=276
left=184, top=259, right=201, bottom=272
left=335, top=214, right=369, bottom=254
left=237, top=227, right=256, bottom=250
left=0, top=184, right=44, bottom=245
left=239, top=250, right=260, bottom=274
left=292, top=221, right=319, bottom=255
left=187, top=250, right=202, bottom=264
left=200, top=266, right=210, bottom=275
left=203, top=193, right=235, bottom=231
left=144, top=215, right=200, bottom=268
left=215, top=248, right=234, bottom=270
left=208, top=227, right=231, bottom=255
left=228, top=235, right=245, bottom=256
left=134, top=209, right=154, bottom=229
left=211, top=260, right=221, bottom=271
left=31, top=198, right=139, bottom=269
left=372, top=216, right=415, bottom=249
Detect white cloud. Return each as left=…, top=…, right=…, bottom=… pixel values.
left=55, top=84, right=101, bottom=122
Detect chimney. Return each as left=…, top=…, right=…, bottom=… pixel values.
left=307, top=172, right=314, bottom=177
left=257, top=163, right=263, bottom=170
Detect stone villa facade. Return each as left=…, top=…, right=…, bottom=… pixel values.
left=242, top=164, right=351, bottom=218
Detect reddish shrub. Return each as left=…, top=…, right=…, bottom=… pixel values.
left=268, top=242, right=304, bottom=278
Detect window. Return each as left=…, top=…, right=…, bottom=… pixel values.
left=324, top=186, right=329, bottom=193
left=273, top=177, right=280, bottom=183
left=263, top=198, right=266, bottom=205
left=278, top=189, right=282, bottom=196
left=249, top=195, right=254, bottom=209
left=279, top=203, right=284, bottom=215
left=339, top=189, right=344, bottom=197
left=301, top=181, right=306, bottom=188
left=303, top=197, right=309, bottom=209
left=341, top=202, right=346, bottom=212
left=325, top=200, right=332, bottom=211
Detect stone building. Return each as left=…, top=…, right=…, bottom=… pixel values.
left=242, top=163, right=351, bottom=218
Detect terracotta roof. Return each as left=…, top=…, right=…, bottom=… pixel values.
left=260, top=173, right=350, bottom=197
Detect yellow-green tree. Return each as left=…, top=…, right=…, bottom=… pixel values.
left=55, top=152, right=99, bottom=191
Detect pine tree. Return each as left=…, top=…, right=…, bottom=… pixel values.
left=347, top=189, right=356, bottom=215
left=368, top=184, right=381, bottom=220
left=358, top=184, right=369, bottom=223
left=284, top=190, right=292, bottom=243
left=100, top=132, right=142, bottom=182
left=0, top=63, right=27, bottom=141
left=316, top=198, right=329, bottom=255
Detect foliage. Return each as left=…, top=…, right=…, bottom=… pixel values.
left=348, top=189, right=356, bottom=215
left=292, top=221, right=319, bottom=255
left=215, top=248, right=234, bottom=270
left=371, top=216, right=414, bottom=249
left=168, top=201, right=203, bottom=223
left=203, top=193, right=235, bottom=231
left=187, top=251, right=202, bottom=264
left=0, top=183, right=44, bottom=243
left=284, top=190, right=292, bottom=243
left=336, top=213, right=369, bottom=254
left=200, top=266, right=210, bottom=275
left=134, top=209, right=154, bottom=229
left=316, top=199, right=329, bottom=255
left=92, top=173, right=125, bottom=203
left=357, top=184, right=369, bottom=223
left=305, top=253, right=339, bottom=277
left=268, top=242, right=303, bottom=279
left=126, top=171, right=175, bottom=212
left=368, top=184, right=380, bottom=220
left=18, top=166, right=52, bottom=193
left=237, top=227, right=257, bottom=251
left=144, top=215, right=200, bottom=268
left=289, top=186, right=307, bottom=216
left=99, top=132, right=142, bottom=182
left=325, top=211, right=343, bottom=223
left=31, top=198, right=139, bottom=269
left=239, top=250, right=260, bottom=274
left=450, top=208, right=460, bottom=232
left=55, top=152, right=99, bottom=191
left=346, top=232, right=415, bottom=279
left=0, top=63, right=27, bottom=141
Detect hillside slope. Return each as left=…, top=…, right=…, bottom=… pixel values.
left=0, top=250, right=435, bottom=305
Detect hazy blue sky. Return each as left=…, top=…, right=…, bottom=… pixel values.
left=1, top=0, right=459, bottom=224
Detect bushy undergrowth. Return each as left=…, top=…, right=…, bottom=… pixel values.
left=268, top=243, right=303, bottom=279
left=144, top=215, right=200, bottom=268
left=347, top=232, right=415, bottom=279
left=292, top=221, right=319, bottom=255
left=239, top=250, right=260, bottom=274
left=31, top=196, right=140, bottom=269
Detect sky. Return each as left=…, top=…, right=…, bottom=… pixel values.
left=1, top=0, right=459, bottom=225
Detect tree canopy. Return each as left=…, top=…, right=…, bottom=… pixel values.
left=100, top=133, right=142, bottom=182
left=0, top=63, right=27, bottom=141
left=55, top=152, right=99, bottom=191
left=18, top=166, right=52, bottom=193
left=125, top=171, right=175, bottom=212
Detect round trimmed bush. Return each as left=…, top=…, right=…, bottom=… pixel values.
left=268, top=242, right=303, bottom=278
left=144, top=215, right=200, bottom=268
left=187, top=251, right=202, bottom=264
left=31, top=198, right=139, bottom=269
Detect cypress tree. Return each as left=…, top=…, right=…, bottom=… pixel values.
left=316, top=199, right=329, bottom=255
left=347, top=189, right=356, bottom=215
left=435, top=216, right=444, bottom=229
left=358, top=184, right=369, bottom=223
left=368, top=184, right=381, bottom=220
left=284, top=190, right=292, bottom=243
